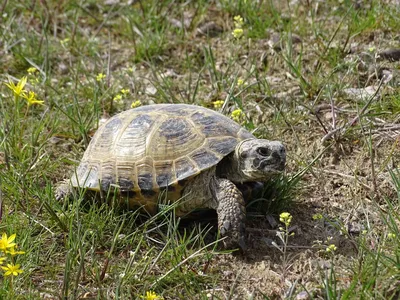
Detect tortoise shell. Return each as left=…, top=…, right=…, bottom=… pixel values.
left=70, top=104, right=254, bottom=210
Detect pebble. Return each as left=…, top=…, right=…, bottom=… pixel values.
left=196, top=22, right=223, bottom=37
left=296, top=291, right=309, bottom=300
left=341, top=86, right=380, bottom=102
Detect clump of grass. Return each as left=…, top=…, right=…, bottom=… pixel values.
left=246, top=173, right=300, bottom=216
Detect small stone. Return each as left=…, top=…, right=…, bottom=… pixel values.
left=159, top=69, right=178, bottom=79
left=296, top=291, right=309, bottom=300
left=223, top=270, right=233, bottom=277
left=48, top=136, right=63, bottom=144
left=168, top=18, right=184, bottom=29
left=168, top=12, right=192, bottom=29
left=196, top=21, right=223, bottom=37
left=145, top=85, right=157, bottom=95
left=268, top=32, right=302, bottom=50
left=58, top=62, right=69, bottom=75
left=342, top=86, right=380, bottom=102
left=104, top=0, right=119, bottom=5
left=261, top=237, right=274, bottom=246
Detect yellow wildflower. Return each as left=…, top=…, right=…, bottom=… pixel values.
left=234, top=15, right=244, bottom=28
left=1, top=263, right=23, bottom=277
left=0, top=257, right=6, bottom=265
left=7, top=246, right=25, bottom=256
left=325, top=244, right=337, bottom=253
left=113, top=94, right=123, bottom=102
left=5, top=76, right=27, bottom=97
left=121, top=88, right=129, bottom=95
left=141, top=291, right=162, bottom=300
left=213, top=100, right=225, bottom=109
left=27, top=67, right=38, bottom=75
left=0, top=233, right=16, bottom=252
left=232, top=28, right=244, bottom=39
left=96, top=73, right=106, bottom=82
left=22, top=91, right=44, bottom=106
left=231, top=108, right=244, bottom=123
left=131, top=100, right=142, bottom=108
left=237, top=78, right=245, bottom=86
left=279, top=212, right=292, bottom=227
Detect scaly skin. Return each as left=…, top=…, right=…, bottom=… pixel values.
left=214, top=178, right=246, bottom=251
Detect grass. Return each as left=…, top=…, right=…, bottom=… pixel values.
left=1, top=0, right=400, bottom=298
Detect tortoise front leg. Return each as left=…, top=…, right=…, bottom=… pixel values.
left=213, top=178, right=246, bottom=251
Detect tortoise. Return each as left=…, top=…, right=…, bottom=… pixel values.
left=56, top=104, right=286, bottom=250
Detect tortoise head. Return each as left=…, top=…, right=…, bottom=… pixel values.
left=234, top=139, right=286, bottom=181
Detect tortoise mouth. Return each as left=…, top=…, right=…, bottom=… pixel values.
left=244, top=159, right=284, bottom=181
left=256, top=157, right=285, bottom=173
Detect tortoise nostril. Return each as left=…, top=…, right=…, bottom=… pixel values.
left=256, top=147, right=271, bottom=157
left=272, top=151, right=282, bottom=160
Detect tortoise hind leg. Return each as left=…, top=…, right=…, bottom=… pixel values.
left=213, top=178, right=246, bottom=251
left=55, top=179, right=72, bottom=201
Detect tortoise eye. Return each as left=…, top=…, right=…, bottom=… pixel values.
left=256, top=147, right=271, bottom=157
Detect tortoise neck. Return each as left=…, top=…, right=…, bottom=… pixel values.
left=216, top=152, right=244, bottom=183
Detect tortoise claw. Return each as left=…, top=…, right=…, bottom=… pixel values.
left=55, top=181, right=71, bottom=202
